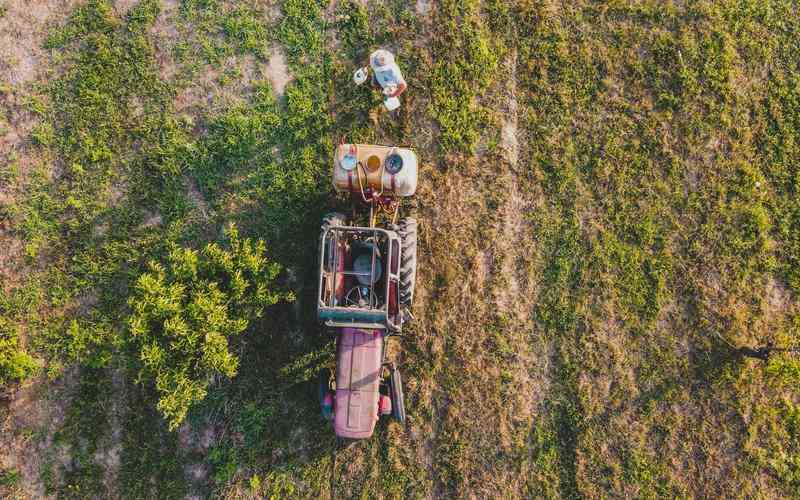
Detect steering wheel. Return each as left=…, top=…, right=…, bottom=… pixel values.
left=345, top=286, right=379, bottom=308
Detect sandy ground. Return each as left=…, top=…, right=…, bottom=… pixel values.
left=0, top=370, right=78, bottom=498
left=264, top=45, right=292, bottom=96
left=0, top=0, right=77, bottom=86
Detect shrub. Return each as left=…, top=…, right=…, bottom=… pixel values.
left=0, top=318, right=39, bottom=386
left=127, top=224, right=291, bottom=429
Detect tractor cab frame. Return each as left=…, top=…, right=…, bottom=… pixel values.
left=317, top=226, right=403, bottom=332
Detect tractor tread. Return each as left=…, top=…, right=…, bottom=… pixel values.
left=389, top=365, right=406, bottom=424
left=396, top=217, right=417, bottom=307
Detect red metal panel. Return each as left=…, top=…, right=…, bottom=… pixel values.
left=333, top=328, right=384, bottom=439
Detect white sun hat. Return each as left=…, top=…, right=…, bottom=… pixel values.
left=370, top=49, right=395, bottom=71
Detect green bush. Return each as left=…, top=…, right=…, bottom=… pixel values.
left=127, top=224, right=291, bottom=429
left=0, top=318, right=39, bottom=386
left=279, top=0, right=325, bottom=62
left=335, top=0, right=373, bottom=61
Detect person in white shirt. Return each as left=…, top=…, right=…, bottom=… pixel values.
left=368, top=49, right=407, bottom=98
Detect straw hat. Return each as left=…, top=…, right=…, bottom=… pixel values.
left=370, top=49, right=395, bottom=71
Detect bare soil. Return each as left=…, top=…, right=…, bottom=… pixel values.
left=0, top=0, right=76, bottom=86
left=264, top=46, right=292, bottom=96
left=500, top=51, right=519, bottom=167
left=0, top=369, right=78, bottom=499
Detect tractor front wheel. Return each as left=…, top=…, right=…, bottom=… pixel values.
left=318, top=369, right=333, bottom=421
left=389, top=364, right=406, bottom=424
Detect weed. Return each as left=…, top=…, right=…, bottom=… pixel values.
left=0, top=316, right=39, bottom=386
left=221, top=6, right=269, bottom=58
left=428, top=0, right=500, bottom=154
left=0, top=469, right=20, bottom=487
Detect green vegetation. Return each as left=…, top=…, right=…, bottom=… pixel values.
left=1, top=0, right=799, bottom=498
left=128, top=225, right=290, bottom=428
left=56, top=367, right=111, bottom=498
left=0, top=468, right=20, bottom=487
left=118, top=382, right=187, bottom=498
left=429, top=0, right=499, bottom=153
left=0, top=317, right=39, bottom=386
left=177, top=0, right=271, bottom=67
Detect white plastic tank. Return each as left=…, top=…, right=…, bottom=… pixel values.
left=333, top=144, right=418, bottom=197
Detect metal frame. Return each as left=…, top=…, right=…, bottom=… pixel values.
left=317, top=226, right=402, bottom=332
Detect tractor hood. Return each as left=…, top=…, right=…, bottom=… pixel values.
left=334, top=327, right=384, bottom=439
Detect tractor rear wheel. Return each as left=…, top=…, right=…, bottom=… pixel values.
left=396, top=217, right=417, bottom=307
left=389, top=364, right=406, bottom=424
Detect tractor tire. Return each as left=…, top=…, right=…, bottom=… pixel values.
left=318, top=368, right=331, bottom=405
left=318, top=368, right=333, bottom=420
left=389, top=364, right=406, bottom=424
left=396, top=217, right=417, bottom=307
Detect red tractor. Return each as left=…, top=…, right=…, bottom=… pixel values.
left=317, top=143, right=418, bottom=440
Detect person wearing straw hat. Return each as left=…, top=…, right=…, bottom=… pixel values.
left=354, top=49, right=407, bottom=111
left=369, top=49, right=407, bottom=98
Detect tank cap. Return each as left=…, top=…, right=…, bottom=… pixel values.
left=385, top=153, right=403, bottom=174
left=341, top=154, right=357, bottom=171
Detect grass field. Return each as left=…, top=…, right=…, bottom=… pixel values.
left=1, top=0, right=800, bottom=498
